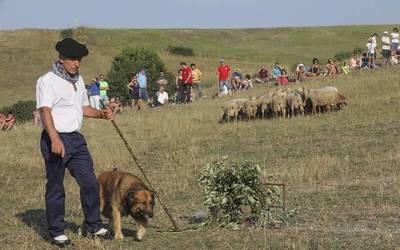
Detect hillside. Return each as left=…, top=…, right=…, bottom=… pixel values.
left=0, top=25, right=397, bottom=107
left=1, top=26, right=400, bottom=249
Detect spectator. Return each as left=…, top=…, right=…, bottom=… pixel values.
left=98, top=74, right=109, bottom=104
left=277, top=69, right=289, bottom=86
left=272, top=63, right=283, bottom=80
left=127, top=75, right=140, bottom=109
left=176, top=67, right=184, bottom=103
left=241, top=74, right=253, bottom=90
left=108, top=96, right=123, bottom=114
left=361, top=52, right=369, bottom=69
left=157, top=71, right=168, bottom=89
left=391, top=27, right=399, bottom=53
left=190, top=63, right=204, bottom=99
left=136, top=68, right=148, bottom=109
left=153, top=86, right=169, bottom=107
left=254, top=65, right=270, bottom=83
left=324, top=58, right=338, bottom=76
left=4, top=111, right=16, bottom=131
left=0, top=112, right=6, bottom=131
left=88, top=77, right=100, bottom=109
left=390, top=52, right=399, bottom=65
left=382, top=31, right=391, bottom=66
left=33, top=109, right=41, bottom=126
left=231, top=68, right=243, bottom=91
left=366, top=37, right=376, bottom=69
left=295, top=64, right=306, bottom=82
left=216, top=59, right=231, bottom=96
left=180, top=62, right=193, bottom=103
left=350, top=53, right=362, bottom=70
left=306, top=58, right=321, bottom=77
left=371, top=33, right=378, bottom=61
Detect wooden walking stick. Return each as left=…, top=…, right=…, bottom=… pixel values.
left=100, top=100, right=179, bottom=231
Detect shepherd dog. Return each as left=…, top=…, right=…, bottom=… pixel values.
left=98, top=169, right=155, bottom=240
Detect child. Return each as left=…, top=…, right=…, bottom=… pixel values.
left=366, top=38, right=376, bottom=69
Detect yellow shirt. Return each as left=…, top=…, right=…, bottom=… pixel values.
left=192, top=68, right=202, bottom=83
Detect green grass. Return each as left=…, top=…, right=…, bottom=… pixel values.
left=1, top=26, right=400, bottom=249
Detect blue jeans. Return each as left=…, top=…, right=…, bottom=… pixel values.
left=40, top=131, right=102, bottom=237
left=139, top=88, right=148, bottom=100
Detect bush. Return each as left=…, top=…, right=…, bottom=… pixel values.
left=353, top=47, right=364, bottom=55
left=167, top=45, right=195, bottom=57
left=107, top=47, right=175, bottom=104
left=334, top=50, right=353, bottom=62
left=0, top=100, right=36, bottom=123
left=198, top=158, right=291, bottom=227
left=59, top=29, right=74, bottom=39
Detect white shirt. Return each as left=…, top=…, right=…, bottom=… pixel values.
left=382, top=36, right=391, bottom=50
left=366, top=42, right=376, bottom=54
left=391, top=32, right=399, bottom=43
left=157, top=91, right=169, bottom=104
left=36, top=72, right=89, bottom=133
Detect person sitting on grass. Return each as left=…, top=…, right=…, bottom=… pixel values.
left=108, top=96, right=123, bottom=114
left=254, top=65, right=270, bottom=83
left=0, top=112, right=6, bottom=131
left=272, top=62, right=283, bottom=81
left=341, top=62, right=351, bottom=74
left=295, top=64, right=306, bottom=82
left=4, top=111, right=16, bottom=131
left=390, top=52, right=399, bottom=65
left=306, top=58, right=320, bottom=77
left=350, top=53, right=362, bottom=70
left=241, top=74, right=253, bottom=90
left=324, top=58, right=338, bottom=76
left=231, top=68, right=243, bottom=91
left=361, top=52, right=369, bottom=69
left=153, top=86, right=169, bottom=107
left=277, top=69, right=289, bottom=86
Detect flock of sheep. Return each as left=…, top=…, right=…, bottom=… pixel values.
left=220, top=86, right=348, bottom=123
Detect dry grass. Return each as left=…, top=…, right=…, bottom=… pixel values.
left=1, top=27, right=400, bottom=249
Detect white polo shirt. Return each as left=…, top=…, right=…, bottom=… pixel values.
left=36, top=72, right=89, bottom=133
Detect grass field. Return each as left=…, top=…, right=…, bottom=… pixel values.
left=1, top=26, right=400, bottom=249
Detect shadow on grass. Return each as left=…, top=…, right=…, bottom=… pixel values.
left=16, top=209, right=79, bottom=240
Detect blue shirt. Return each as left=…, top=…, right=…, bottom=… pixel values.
left=137, top=73, right=147, bottom=88
left=88, top=81, right=100, bottom=96
left=272, top=67, right=282, bottom=78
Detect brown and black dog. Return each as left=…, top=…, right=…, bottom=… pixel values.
left=98, top=169, right=155, bottom=240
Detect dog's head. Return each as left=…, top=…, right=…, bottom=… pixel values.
left=126, top=188, right=155, bottom=220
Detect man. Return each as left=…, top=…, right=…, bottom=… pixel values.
left=216, top=59, right=231, bottom=96
left=98, top=74, right=109, bottom=104
left=190, top=63, right=203, bottom=99
left=137, top=68, right=148, bottom=109
left=88, top=77, right=100, bottom=109
left=36, top=38, right=113, bottom=247
left=180, top=62, right=192, bottom=103
left=382, top=31, right=391, bottom=66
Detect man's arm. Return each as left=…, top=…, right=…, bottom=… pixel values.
left=40, top=107, right=65, bottom=157
left=82, top=105, right=114, bottom=120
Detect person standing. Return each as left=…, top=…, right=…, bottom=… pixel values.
left=390, top=28, right=399, bottom=53
left=98, top=74, right=109, bottom=104
left=190, top=63, right=203, bottom=99
left=382, top=31, right=392, bottom=66
left=136, top=68, right=148, bottom=109
left=127, top=75, right=140, bottom=109
left=181, top=62, right=193, bottom=103
left=216, top=59, right=231, bottom=96
left=36, top=38, right=113, bottom=247
left=366, top=38, right=376, bottom=69
left=88, top=77, right=100, bottom=109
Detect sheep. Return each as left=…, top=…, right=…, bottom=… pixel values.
left=244, top=99, right=259, bottom=120
left=256, top=95, right=273, bottom=119
left=271, top=94, right=287, bottom=118
left=304, top=88, right=347, bottom=114
left=286, top=93, right=305, bottom=117
left=220, top=98, right=248, bottom=122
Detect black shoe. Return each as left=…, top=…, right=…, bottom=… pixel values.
left=50, top=235, right=72, bottom=248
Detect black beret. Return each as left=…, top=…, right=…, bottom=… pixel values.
left=55, top=38, right=89, bottom=58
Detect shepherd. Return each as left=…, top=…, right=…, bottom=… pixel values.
left=36, top=38, right=114, bottom=247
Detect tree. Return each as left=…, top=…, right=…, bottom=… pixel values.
left=107, top=47, right=174, bottom=104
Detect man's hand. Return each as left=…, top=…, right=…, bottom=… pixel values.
left=101, top=108, right=114, bottom=120
left=51, top=135, right=65, bottom=157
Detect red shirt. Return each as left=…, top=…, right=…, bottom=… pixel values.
left=182, top=66, right=192, bottom=84
left=217, top=64, right=231, bottom=81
